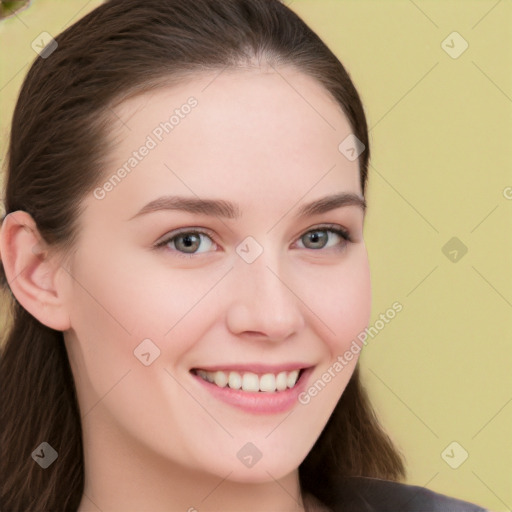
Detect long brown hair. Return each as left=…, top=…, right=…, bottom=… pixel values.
left=0, top=1, right=405, bottom=510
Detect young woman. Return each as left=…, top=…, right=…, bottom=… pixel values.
left=0, top=1, right=489, bottom=510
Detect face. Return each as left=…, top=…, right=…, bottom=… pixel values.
left=61, top=66, right=371, bottom=483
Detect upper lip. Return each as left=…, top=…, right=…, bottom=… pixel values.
left=191, top=363, right=312, bottom=373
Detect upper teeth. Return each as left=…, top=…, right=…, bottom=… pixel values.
left=195, top=369, right=300, bottom=392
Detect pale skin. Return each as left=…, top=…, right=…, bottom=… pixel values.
left=0, top=65, right=371, bottom=511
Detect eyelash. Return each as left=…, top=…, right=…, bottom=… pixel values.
left=154, top=224, right=352, bottom=260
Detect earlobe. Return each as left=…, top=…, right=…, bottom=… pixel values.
left=0, top=210, right=71, bottom=331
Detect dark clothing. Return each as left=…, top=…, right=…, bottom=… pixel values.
left=326, top=477, right=489, bottom=511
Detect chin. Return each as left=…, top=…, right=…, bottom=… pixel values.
left=219, top=462, right=299, bottom=484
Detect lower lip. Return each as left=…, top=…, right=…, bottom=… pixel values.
left=191, top=368, right=313, bottom=414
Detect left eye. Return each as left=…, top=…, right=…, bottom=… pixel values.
left=297, top=225, right=351, bottom=250
left=154, top=225, right=351, bottom=259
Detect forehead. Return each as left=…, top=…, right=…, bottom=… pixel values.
left=90, top=67, right=362, bottom=222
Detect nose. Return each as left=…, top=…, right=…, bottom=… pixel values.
left=225, top=249, right=306, bottom=343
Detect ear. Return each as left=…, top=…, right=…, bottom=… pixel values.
left=0, top=210, right=71, bottom=331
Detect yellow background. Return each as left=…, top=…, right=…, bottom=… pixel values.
left=1, top=1, right=511, bottom=510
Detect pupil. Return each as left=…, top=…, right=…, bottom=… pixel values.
left=309, top=231, right=325, bottom=247
left=182, top=234, right=196, bottom=248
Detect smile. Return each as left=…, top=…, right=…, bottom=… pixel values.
left=190, top=364, right=313, bottom=414
left=192, top=368, right=303, bottom=393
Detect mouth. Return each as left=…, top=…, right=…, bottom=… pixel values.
left=189, top=364, right=314, bottom=414
left=190, top=367, right=306, bottom=393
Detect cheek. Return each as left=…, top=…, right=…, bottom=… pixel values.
left=302, top=247, right=372, bottom=355
left=293, top=250, right=370, bottom=433
left=338, top=254, right=372, bottom=346
left=68, top=244, right=220, bottom=341
left=64, top=250, right=233, bottom=421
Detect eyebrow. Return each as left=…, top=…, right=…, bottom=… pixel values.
left=128, top=192, right=366, bottom=221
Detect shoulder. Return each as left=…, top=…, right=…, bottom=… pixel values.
left=330, top=476, right=490, bottom=512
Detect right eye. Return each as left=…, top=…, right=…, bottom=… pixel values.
left=154, top=228, right=218, bottom=259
